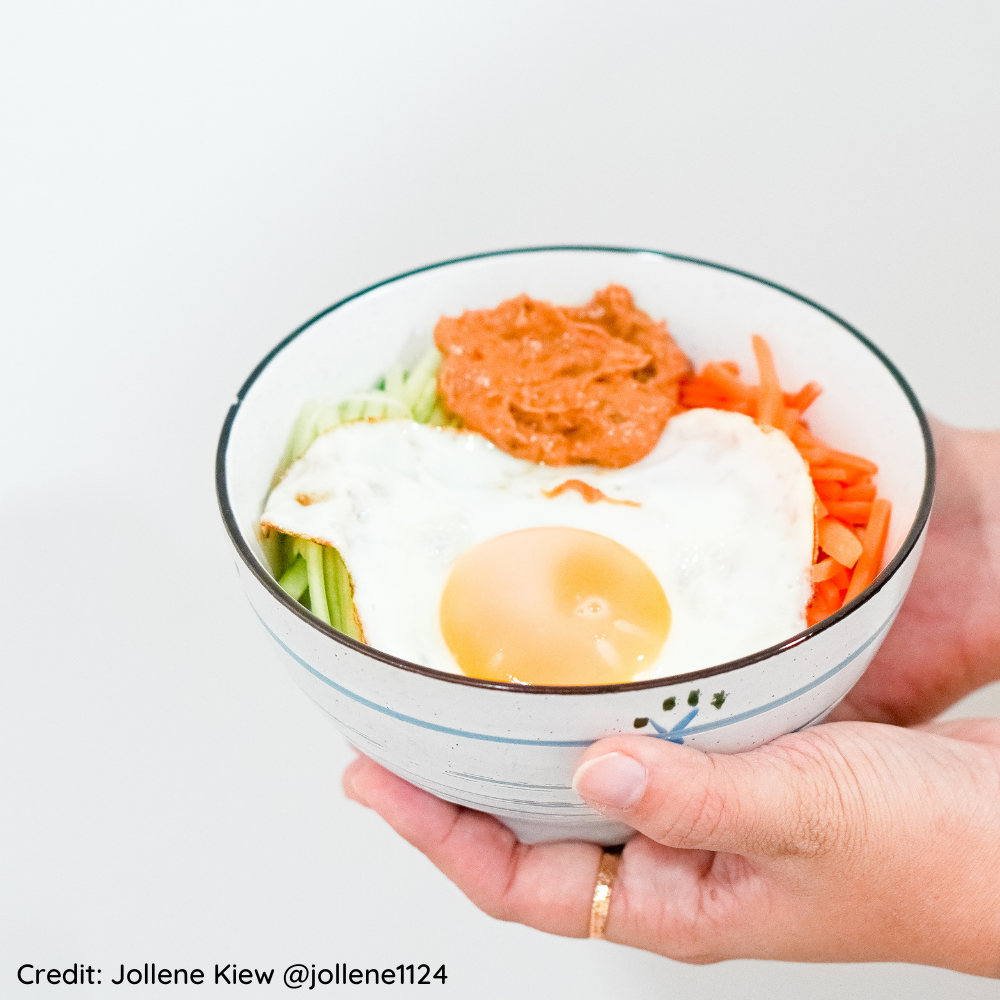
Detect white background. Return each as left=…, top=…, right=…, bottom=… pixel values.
left=2, top=1, right=999, bottom=996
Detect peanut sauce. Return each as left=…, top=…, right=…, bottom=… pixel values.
left=434, top=285, right=691, bottom=468
left=542, top=479, right=640, bottom=507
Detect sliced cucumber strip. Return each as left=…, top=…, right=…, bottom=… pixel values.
left=322, top=545, right=344, bottom=632
left=327, top=545, right=362, bottom=641
left=382, top=364, right=406, bottom=407
left=402, top=345, right=441, bottom=408
left=303, top=541, right=331, bottom=626
left=277, top=554, right=309, bottom=600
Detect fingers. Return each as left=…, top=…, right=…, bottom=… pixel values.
left=918, top=716, right=1000, bottom=749
left=343, top=754, right=603, bottom=938
left=342, top=755, right=771, bottom=960
left=345, top=734, right=1000, bottom=972
left=601, top=835, right=764, bottom=962
left=572, top=730, right=859, bottom=858
left=829, top=421, right=1000, bottom=726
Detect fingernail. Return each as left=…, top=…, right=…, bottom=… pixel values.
left=572, top=752, right=647, bottom=810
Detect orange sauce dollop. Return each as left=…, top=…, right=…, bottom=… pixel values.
left=434, top=285, right=691, bottom=468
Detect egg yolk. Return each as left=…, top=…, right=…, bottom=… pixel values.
left=439, top=527, right=670, bottom=685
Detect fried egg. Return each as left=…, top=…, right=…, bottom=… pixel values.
left=260, top=409, right=815, bottom=684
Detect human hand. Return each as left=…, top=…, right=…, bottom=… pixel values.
left=343, top=719, right=1000, bottom=976
left=829, top=419, right=1000, bottom=725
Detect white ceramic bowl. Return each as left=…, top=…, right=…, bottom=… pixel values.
left=216, top=247, right=934, bottom=845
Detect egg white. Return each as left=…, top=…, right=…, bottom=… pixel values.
left=260, top=409, right=815, bottom=681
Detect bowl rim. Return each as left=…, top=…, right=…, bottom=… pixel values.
left=216, top=245, right=936, bottom=695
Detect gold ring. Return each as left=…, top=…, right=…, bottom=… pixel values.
left=588, top=849, right=620, bottom=939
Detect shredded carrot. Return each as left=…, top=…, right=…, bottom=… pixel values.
left=680, top=334, right=887, bottom=624
left=843, top=499, right=892, bottom=604
left=801, top=448, right=837, bottom=465
left=807, top=596, right=838, bottom=627
left=806, top=605, right=829, bottom=627
left=815, top=481, right=843, bottom=501
left=780, top=408, right=800, bottom=437
left=701, top=362, right=748, bottom=398
left=682, top=391, right=729, bottom=408
left=751, top=335, right=786, bottom=429
left=826, top=450, right=878, bottom=475
left=842, top=482, right=876, bottom=502
left=807, top=580, right=842, bottom=625
left=811, top=467, right=850, bottom=483
left=789, top=381, right=822, bottom=412
left=823, top=501, right=873, bottom=525
left=811, top=557, right=844, bottom=583
left=817, top=517, right=863, bottom=568
left=790, top=425, right=823, bottom=447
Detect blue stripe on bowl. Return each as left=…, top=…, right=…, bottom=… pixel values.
left=254, top=599, right=900, bottom=747
left=673, top=605, right=900, bottom=739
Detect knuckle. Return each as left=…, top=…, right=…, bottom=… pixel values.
left=648, top=760, right=729, bottom=848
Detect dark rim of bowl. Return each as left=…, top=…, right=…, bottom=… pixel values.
left=216, top=245, right=936, bottom=695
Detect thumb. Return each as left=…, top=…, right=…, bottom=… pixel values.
left=572, top=732, right=846, bottom=858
